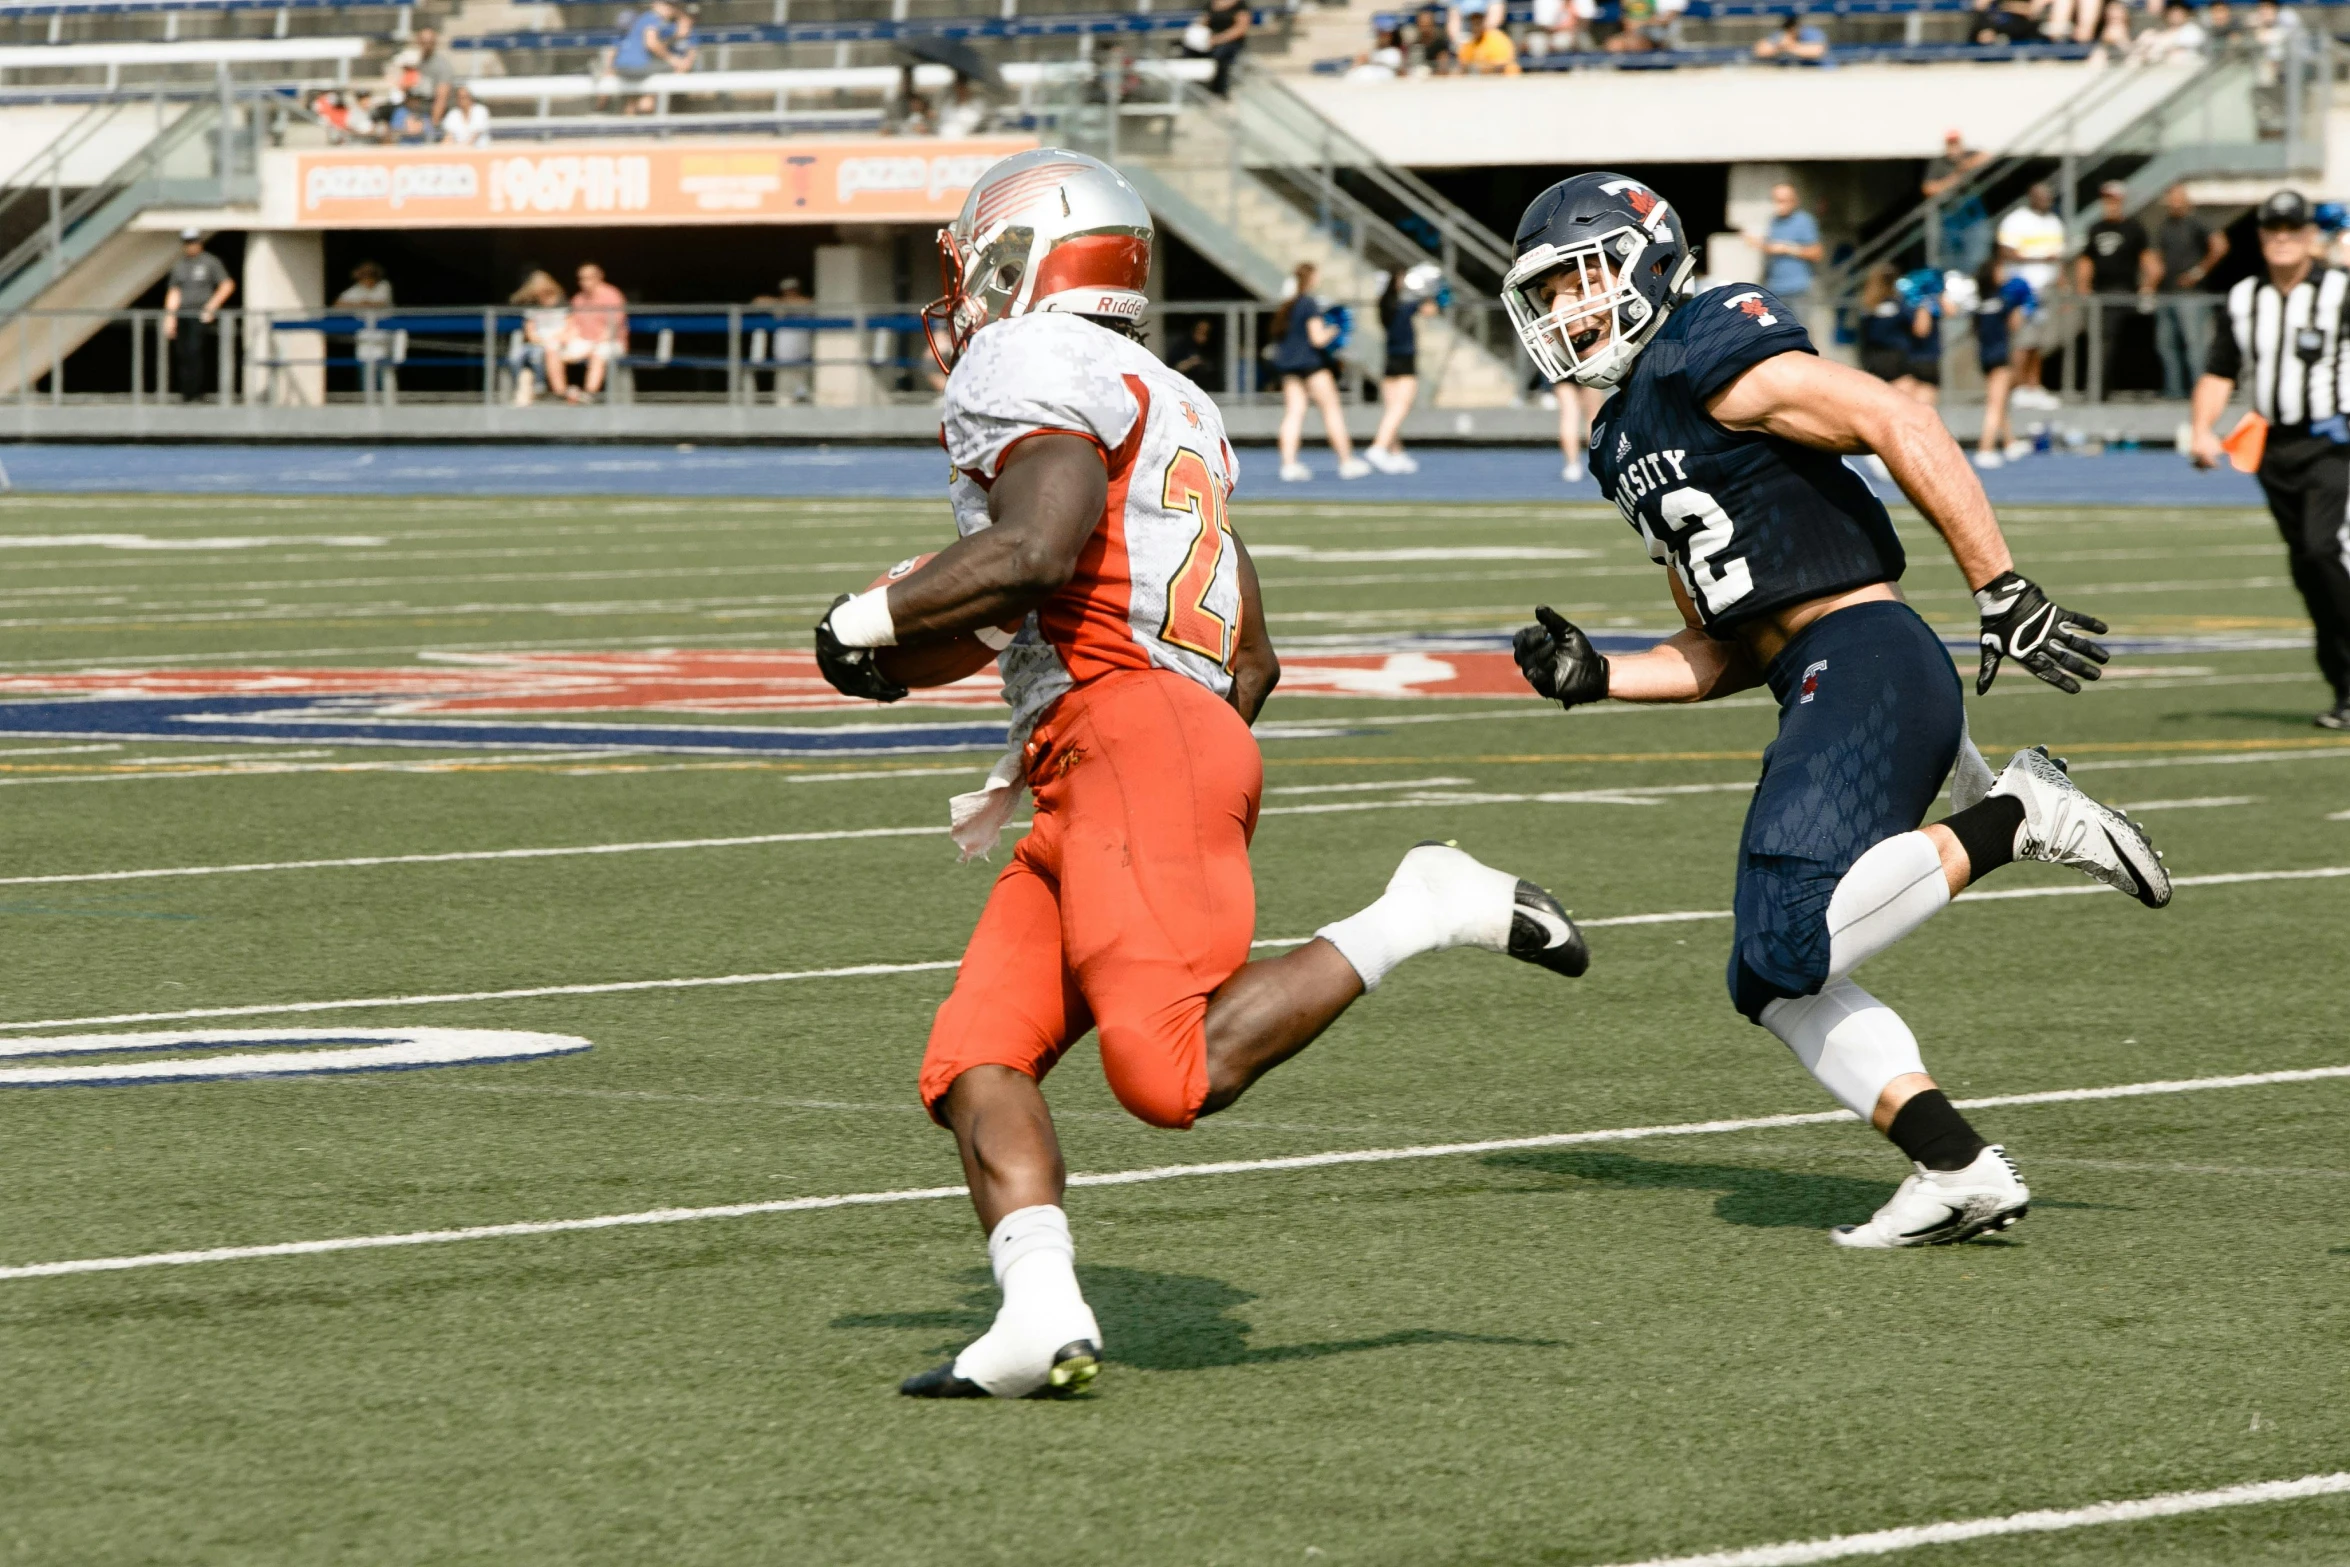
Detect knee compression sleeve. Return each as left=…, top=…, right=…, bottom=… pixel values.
left=1823, top=831, right=1950, bottom=983
left=1759, top=978, right=1926, bottom=1120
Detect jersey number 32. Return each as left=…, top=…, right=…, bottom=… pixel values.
left=1643, top=486, right=1754, bottom=619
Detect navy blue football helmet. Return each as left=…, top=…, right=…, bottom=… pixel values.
left=1503, top=173, right=1697, bottom=388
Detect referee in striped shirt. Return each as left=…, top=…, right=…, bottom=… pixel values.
left=2189, top=188, right=2350, bottom=730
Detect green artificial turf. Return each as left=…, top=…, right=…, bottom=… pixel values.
left=0, top=491, right=2345, bottom=1565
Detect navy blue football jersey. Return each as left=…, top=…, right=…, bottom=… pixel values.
left=1588, top=285, right=1906, bottom=637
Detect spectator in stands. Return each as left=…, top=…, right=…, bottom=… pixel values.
left=163, top=228, right=235, bottom=403
left=936, top=75, right=990, bottom=136
left=387, top=91, right=434, bottom=144
left=387, top=24, right=459, bottom=127
left=1269, top=263, right=1369, bottom=481
left=1459, top=9, right=1520, bottom=72
left=1604, top=0, right=1664, bottom=53
left=2201, top=0, right=2245, bottom=50
left=1754, top=13, right=1829, bottom=61
left=335, top=261, right=393, bottom=310
left=887, top=66, right=936, bottom=134
left=1168, top=317, right=1222, bottom=392
left=1997, top=182, right=2067, bottom=407
left=610, top=0, right=689, bottom=115
left=2252, top=0, right=2302, bottom=137
left=1184, top=0, right=1251, bottom=96
left=2076, top=179, right=2158, bottom=395
left=1518, top=0, right=1595, bottom=58
left=2131, top=2, right=2206, bottom=60
left=442, top=84, right=491, bottom=145
left=2152, top=182, right=2225, bottom=397
left=1972, top=0, right=2044, bottom=46
left=2088, top=0, right=2137, bottom=57
left=751, top=276, right=814, bottom=404
left=1922, top=129, right=1993, bottom=271
left=345, top=90, right=383, bottom=142
left=510, top=270, right=575, bottom=406
left=1347, top=25, right=1408, bottom=78
left=1970, top=254, right=2035, bottom=467
left=1402, top=2, right=1456, bottom=70
left=569, top=263, right=628, bottom=401
left=312, top=90, right=354, bottom=142
left=1753, top=182, right=1823, bottom=315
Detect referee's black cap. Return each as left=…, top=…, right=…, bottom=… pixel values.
left=2258, top=189, right=2314, bottom=229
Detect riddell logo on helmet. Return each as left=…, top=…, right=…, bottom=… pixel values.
left=1092, top=294, right=1147, bottom=318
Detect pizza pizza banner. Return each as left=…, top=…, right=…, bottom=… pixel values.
left=289, top=137, right=1038, bottom=228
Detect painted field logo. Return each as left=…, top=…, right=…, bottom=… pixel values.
left=0, top=1028, right=590, bottom=1088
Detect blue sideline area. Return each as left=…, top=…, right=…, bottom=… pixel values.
left=0, top=443, right=2269, bottom=505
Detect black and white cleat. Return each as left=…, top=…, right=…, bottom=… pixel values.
left=899, top=1339, right=1101, bottom=1400
left=1988, top=745, right=2172, bottom=909
left=1507, top=880, right=1590, bottom=978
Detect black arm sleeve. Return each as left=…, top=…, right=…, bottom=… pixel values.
left=2203, top=289, right=2242, bottom=383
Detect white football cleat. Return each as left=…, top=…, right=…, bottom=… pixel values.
left=1561, top=458, right=1585, bottom=483
left=1988, top=746, right=2172, bottom=908
left=1832, top=1145, right=2030, bottom=1249
left=1390, top=840, right=1588, bottom=977
left=1338, top=458, right=1373, bottom=480
left=1279, top=461, right=1313, bottom=482
left=1971, top=449, right=2005, bottom=470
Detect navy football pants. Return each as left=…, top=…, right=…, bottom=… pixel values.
left=1728, top=599, right=1962, bottom=1021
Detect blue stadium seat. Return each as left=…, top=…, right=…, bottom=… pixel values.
left=451, top=9, right=1222, bottom=51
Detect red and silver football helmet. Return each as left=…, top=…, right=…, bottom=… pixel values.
left=924, top=147, right=1153, bottom=373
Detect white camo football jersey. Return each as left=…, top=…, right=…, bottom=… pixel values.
left=941, top=311, right=1242, bottom=736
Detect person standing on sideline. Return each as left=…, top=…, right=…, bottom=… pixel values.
left=1970, top=254, right=2033, bottom=468
left=1269, top=263, right=1369, bottom=481
left=2075, top=181, right=2158, bottom=395
left=1997, top=183, right=2067, bottom=407
left=1753, top=181, right=1822, bottom=330
left=2154, top=183, right=2226, bottom=399
left=162, top=228, right=234, bottom=402
left=1921, top=130, right=1992, bottom=270
left=2188, top=189, right=2350, bottom=730
left=1366, top=266, right=1438, bottom=473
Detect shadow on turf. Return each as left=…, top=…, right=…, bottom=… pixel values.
left=835, top=1265, right=1564, bottom=1372
left=1490, top=1149, right=1921, bottom=1230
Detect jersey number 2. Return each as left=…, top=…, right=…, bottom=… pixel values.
left=1160, top=448, right=1234, bottom=666
left=1656, top=487, right=1754, bottom=619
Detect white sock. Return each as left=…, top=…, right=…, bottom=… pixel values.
left=1824, top=831, right=1950, bottom=983
left=1314, top=845, right=1515, bottom=990
left=949, top=1204, right=1100, bottom=1398
left=1759, top=978, right=1927, bottom=1119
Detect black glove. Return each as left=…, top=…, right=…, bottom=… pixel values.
left=1513, top=606, right=1610, bottom=709
left=814, top=594, right=908, bottom=704
left=1973, top=571, right=2109, bottom=695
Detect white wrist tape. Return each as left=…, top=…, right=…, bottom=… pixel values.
left=826, top=586, right=896, bottom=648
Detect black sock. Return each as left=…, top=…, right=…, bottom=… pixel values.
left=1937, top=795, right=2026, bottom=881
left=1886, top=1089, right=1988, bottom=1172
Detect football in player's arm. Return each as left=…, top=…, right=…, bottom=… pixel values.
left=1501, top=172, right=2170, bottom=1249
left=817, top=433, right=1281, bottom=723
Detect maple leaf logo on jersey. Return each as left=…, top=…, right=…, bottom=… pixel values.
left=1725, top=291, right=1778, bottom=327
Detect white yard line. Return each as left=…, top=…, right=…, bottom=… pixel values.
left=4, top=1063, right=2348, bottom=1283
left=2114, top=796, right=2254, bottom=810
left=0, top=824, right=955, bottom=888
left=0, top=864, right=2333, bottom=1031
left=1590, top=1472, right=2350, bottom=1567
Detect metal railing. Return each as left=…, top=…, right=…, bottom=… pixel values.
left=1826, top=34, right=2326, bottom=305
left=3, top=298, right=1527, bottom=408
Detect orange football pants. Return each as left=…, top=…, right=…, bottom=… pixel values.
left=919, top=667, right=1263, bottom=1130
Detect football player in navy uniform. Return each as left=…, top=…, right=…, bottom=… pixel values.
left=1503, top=173, right=2173, bottom=1248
